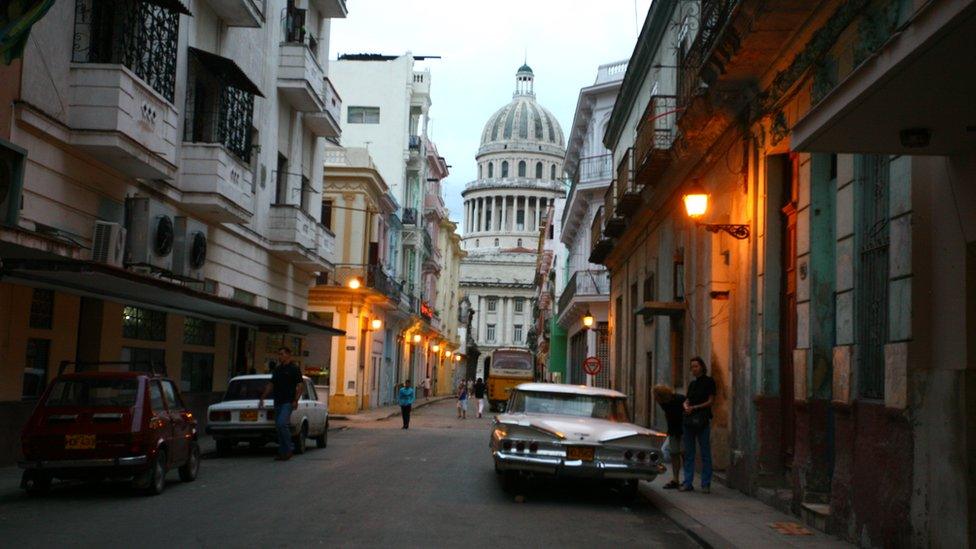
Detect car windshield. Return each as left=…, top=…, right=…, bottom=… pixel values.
left=224, top=379, right=268, bottom=401
left=508, top=391, right=630, bottom=422
left=45, top=378, right=139, bottom=408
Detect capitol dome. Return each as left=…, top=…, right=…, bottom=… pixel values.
left=478, top=65, right=565, bottom=155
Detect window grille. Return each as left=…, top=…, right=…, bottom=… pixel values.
left=487, top=298, right=497, bottom=312
left=183, top=317, right=216, bottom=347
left=181, top=352, right=214, bottom=392
left=29, top=289, right=54, bottom=329
left=184, top=56, right=255, bottom=163
left=856, top=155, right=890, bottom=399
left=122, top=306, right=167, bottom=341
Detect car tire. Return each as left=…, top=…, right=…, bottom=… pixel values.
left=179, top=442, right=200, bottom=482
left=216, top=439, right=234, bottom=456
left=22, top=471, right=51, bottom=496
left=144, top=449, right=167, bottom=496
left=314, top=419, right=328, bottom=449
left=294, top=422, right=308, bottom=455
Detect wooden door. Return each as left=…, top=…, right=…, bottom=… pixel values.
left=779, top=154, right=799, bottom=466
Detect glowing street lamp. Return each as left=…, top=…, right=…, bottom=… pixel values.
left=445, top=350, right=453, bottom=358
left=412, top=334, right=422, bottom=344
left=432, top=343, right=441, bottom=353
left=582, top=311, right=594, bottom=329
left=348, top=277, right=362, bottom=290
left=454, top=354, right=462, bottom=362
left=369, top=318, right=383, bottom=331
left=682, top=180, right=750, bottom=240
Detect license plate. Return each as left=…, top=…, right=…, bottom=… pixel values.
left=65, top=434, right=96, bottom=450
left=239, top=410, right=258, bottom=421
left=566, top=446, right=595, bottom=461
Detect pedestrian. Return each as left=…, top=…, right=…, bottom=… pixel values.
left=474, top=378, right=486, bottom=418
left=398, top=379, right=416, bottom=430
left=652, top=384, right=686, bottom=489
left=422, top=376, right=431, bottom=399
left=258, top=347, right=303, bottom=461
left=680, top=357, right=716, bottom=493
left=456, top=382, right=468, bottom=419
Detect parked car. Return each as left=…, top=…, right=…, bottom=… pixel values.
left=19, top=363, right=200, bottom=496
left=206, top=374, right=328, bottom=455
left=490, top=383, right=667, bottom=498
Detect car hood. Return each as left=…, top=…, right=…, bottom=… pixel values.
left=497, top=413, right=663, bottom=443
left=209, top=399, right=265, bottom=411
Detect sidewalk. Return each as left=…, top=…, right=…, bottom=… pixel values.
left=641, top=476, right=852, bottom=549
left=329, top=395, right=453, bottom=422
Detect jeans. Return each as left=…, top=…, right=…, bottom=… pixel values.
left=401, top=405, right=411, bottom=428
left=275, top=402, right=294, bottom=455
left=682, top=423, right=712, bottom=488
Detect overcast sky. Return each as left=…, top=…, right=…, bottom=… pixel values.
left=330, top=0, right=653, bottom=226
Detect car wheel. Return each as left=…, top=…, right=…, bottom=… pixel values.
left=294, top=422, right=308, bottom=455
left=216, top=439, right=234, bottom=456
left=144, top=449, right=167, bottom=496
left=179, top=442, right=200, bottom=482
left=314, top=419, right=328, bottom=449
left=21, top=471, right=51, bottom=496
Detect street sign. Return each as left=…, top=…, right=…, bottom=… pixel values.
left=582, top=356, right=602, bottom=376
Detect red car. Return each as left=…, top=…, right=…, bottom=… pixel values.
left=18, top=363, right=200, bottom=496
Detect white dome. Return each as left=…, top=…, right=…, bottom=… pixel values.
left=478, top=65, right=565, bottom=154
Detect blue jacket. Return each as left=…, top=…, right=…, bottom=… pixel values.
left=398, top=386, right=416, bottom=406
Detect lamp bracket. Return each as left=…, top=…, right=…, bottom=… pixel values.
left=698, top=222, right=750, bottom=240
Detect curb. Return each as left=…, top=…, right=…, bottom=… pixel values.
left=639, top=484, right=735, bottom=549
left=330, top=396, right=453, bottom=421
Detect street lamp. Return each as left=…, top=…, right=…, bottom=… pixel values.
left=682, top=181, right=750, bottom=240
left=348, top=277, right=362, bottom=290
left=445, top=350, right=453, bottom=358
left=369, top=318, right=383, bottom=331
left=432, top=343, right=441, bottom=353
left=582, top=311, right=594, bottom=329
left=412, top=334, right=422, bottom=344
left=454, top=354, right=462, bottom=362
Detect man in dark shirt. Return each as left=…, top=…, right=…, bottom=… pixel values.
left=653, top=385, right=687, bottom=489
left=473, top=378, right=486, bottom=418
left=259, top=347, right=304, bottom=461
left=681, top=357, right=716, bottom=492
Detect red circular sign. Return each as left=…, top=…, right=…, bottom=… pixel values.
left=582, top=356, right=602, bottom=376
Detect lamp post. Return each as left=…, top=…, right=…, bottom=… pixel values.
left=682, top=181, right=750, bottom=240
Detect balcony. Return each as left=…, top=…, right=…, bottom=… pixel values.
left=557, top=269, right=610, bottom=326
left=267, top=204, right=328, bottom=270
left=578, top=153, right=612, bottom=183
left=614, top=148, right=641, bottom=217
left=311, top=0, right=348, bottom=18
left=402, top=207, right=418, bottom=226
left=366, top=264, right=402, bottom=302
left=305, top=77, right=342, bottom=138
left=677, top=0, right=739, bottom=111
left=204, top=0, right=264, bottom=27
left=278, top=11, right=325, bottom=112
left=635, top=95, right=677, bottom=186
left=179, top=144, right=254, bottom=223
left=602, top=182, right=627, bottom=238
left=317, top=225, right=336, bottom=267
left=588, top=207, right=614, bottom=265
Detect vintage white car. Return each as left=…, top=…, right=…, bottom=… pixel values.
left=206, top=374, right=329, bottom=455
left=490, top=383, right=666, bottom=498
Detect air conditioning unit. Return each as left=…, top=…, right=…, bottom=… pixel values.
left=173, top=216, right=208, bottom=281
left=126, top=196, right=176, bottom=272
left=90, top=221, right=126, bottom=267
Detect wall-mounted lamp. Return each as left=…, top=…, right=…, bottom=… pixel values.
left=582, top=311, right=594, bottom=329
left=369, top=318, right=383, bottom=331
left=412, top=334, right=422, bottom=344
left=454, top=354, right=462, bottom=362
left=682, top=181, right=750, bottom=240
left=444, top=350, right=453, bottom=357
left=431, top=343, right=441, bottom=352
left=348, top=277, right=362, bottom=290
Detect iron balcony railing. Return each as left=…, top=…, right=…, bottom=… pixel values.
left=367, top=264, right=401, bottom=302
left=558, top=270, right=611, bottom=316
left=635, top=96, right=677, bottom=164
left=408, top=135, right=422, bottom=150
left=579, top=154, right=613, bottom=183
left=678, top=0, right=738, bottom=109
left=402, top=207, right=418, bottom=225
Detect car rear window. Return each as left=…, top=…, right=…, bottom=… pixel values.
left=45, top=379, right=139, bottom=408
left=508, top=391, right=630, bottom=422
left=224, top=379, right=268, bottom=401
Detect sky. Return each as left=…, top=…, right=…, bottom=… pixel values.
left=330, top=0, right=654, bottom=226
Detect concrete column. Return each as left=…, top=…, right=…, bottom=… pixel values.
left=528, top=197, right=536, bottom=232
left=501, top=195, right=508, bottom=232
left=477, top=198, right=484, bottom=232
left=477, top=294, right=487, bottom=344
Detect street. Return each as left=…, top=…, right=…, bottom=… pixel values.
left=0, top=400, right=697, bottom=548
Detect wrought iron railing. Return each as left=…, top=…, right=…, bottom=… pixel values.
left=578, top=154, right=612, bottom=183
left=367, top=264, right=401, bottom=302
left=590, top=207, right=605, bottom=250
left=408, top=135, right=422, bottom=150
left=402, top=207, right=418, bottom=225
left=678, top=0, right=738, bottom=109
left=635, top=95, right=677, bottom=164
left=184, top=87, right=255, bottom=163
left=617, top=148, right=636, bottom=195
left=558, top=270, right=611, bottom=315
left=72, top=0, right=180, bottom=102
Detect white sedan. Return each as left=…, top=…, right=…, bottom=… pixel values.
left=206, top=374, right=329, bottom=455
left=490, top=383, right=667, bottom=498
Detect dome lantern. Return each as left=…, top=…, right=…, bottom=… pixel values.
left=515, top=64, right=534, bottom=97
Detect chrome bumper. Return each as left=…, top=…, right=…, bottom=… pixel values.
left=206, top=424, right=297, bottom=437
left=493, top=451, right=666, bottom=480
left=18, top=455, right=149, bottom=470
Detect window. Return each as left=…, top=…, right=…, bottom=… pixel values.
left=161, top=380, right=185, bottom=411
left=29, top=289, right=54, bottom=329
left=501, top=161, right=509, bottom=178
left=486, top=324, right=496, bottom=342
left=517, top=238, right=522, bottom=247
left=347, top=106, right=380, bottom=124
left=275, top=153, right=289, bottom=205
left=514, top=324, right=523, bottom=343
left=320, top=199, right=333, bottom=230
left=518, top=161, right=526, bottom=177
left=22, top=338, right=51, bottom=399
left=475, top=239, right=479, bottom=247
left=149, top=381, right=165, bottom=412
left=181, top=352, right=214, bottom=392
left=488, top=163, right=494, bottom=178
left=548, top=224, right=554, bottom=239
left=183, top=49, right=256, bottom=163
left=268, top=300, right=287, bottom=314
left=122, top=347, right=166, bottom=374
left=487, top=298, right=497, bottom=312
left=551, top=165, right=557, bottom=180
left=122, top=306, right=166, bottom=341
left=514, top=298, right=524, bottom=313
left=516, top=210, right=525, bottom=230
left=536, top=162, right=543, bottom=179
left=233, top=288, right=256, bottom=305
left=183, top=317, right=215, bottom=346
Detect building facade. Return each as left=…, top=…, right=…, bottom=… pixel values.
left=460, top=65, right=566, bottom=378
left=595, top=0, right=976, bottom=546
left=0, top=0, right=347, bottom=464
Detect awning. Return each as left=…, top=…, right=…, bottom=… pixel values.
left=144, top=0, right=192, bottom=16
left=0, top=259, right=343, bottom=337
left=188, top=47, right=263, bottom=97
left=634, top=301, right=686, bottom=318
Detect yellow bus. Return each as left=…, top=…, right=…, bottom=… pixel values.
left=487, top=348, right=534, bottom=412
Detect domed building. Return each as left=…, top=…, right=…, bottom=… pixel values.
left=460, top=65, right=567, bottom=378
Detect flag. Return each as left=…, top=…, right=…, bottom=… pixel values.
left=0, top=0, right=56, bottom=65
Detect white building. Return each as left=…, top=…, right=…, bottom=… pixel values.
left=557, top=60, right=627, bottom=386
left=460, top=64, right=566, bottom=376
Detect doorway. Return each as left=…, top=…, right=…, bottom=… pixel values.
left=778, top=153, right=799, bottom=467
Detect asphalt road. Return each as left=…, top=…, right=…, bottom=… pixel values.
left=0, top=400, right=697, bottom=548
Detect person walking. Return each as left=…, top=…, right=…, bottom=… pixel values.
left=473, top=378, right=486, bottom=418
left=258, top=347, right=304, bottom=461
left=456, top=382, right=469, bottom=419
left=680, top=357, right=716, bottom=493
left=398, top=379, right=416, bottom=430
left=652, top=384, right=686, bottom=489
left=422, top=376, right=431, bottom=399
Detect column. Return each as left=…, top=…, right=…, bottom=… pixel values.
left=528, top=197, right=536, bottom=232
left=477, top=198, right=484, bottom=232
left=501, top=195, right=508, bottom=232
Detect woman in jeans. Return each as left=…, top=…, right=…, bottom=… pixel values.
left=680, top=357, right=716, bottom=493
